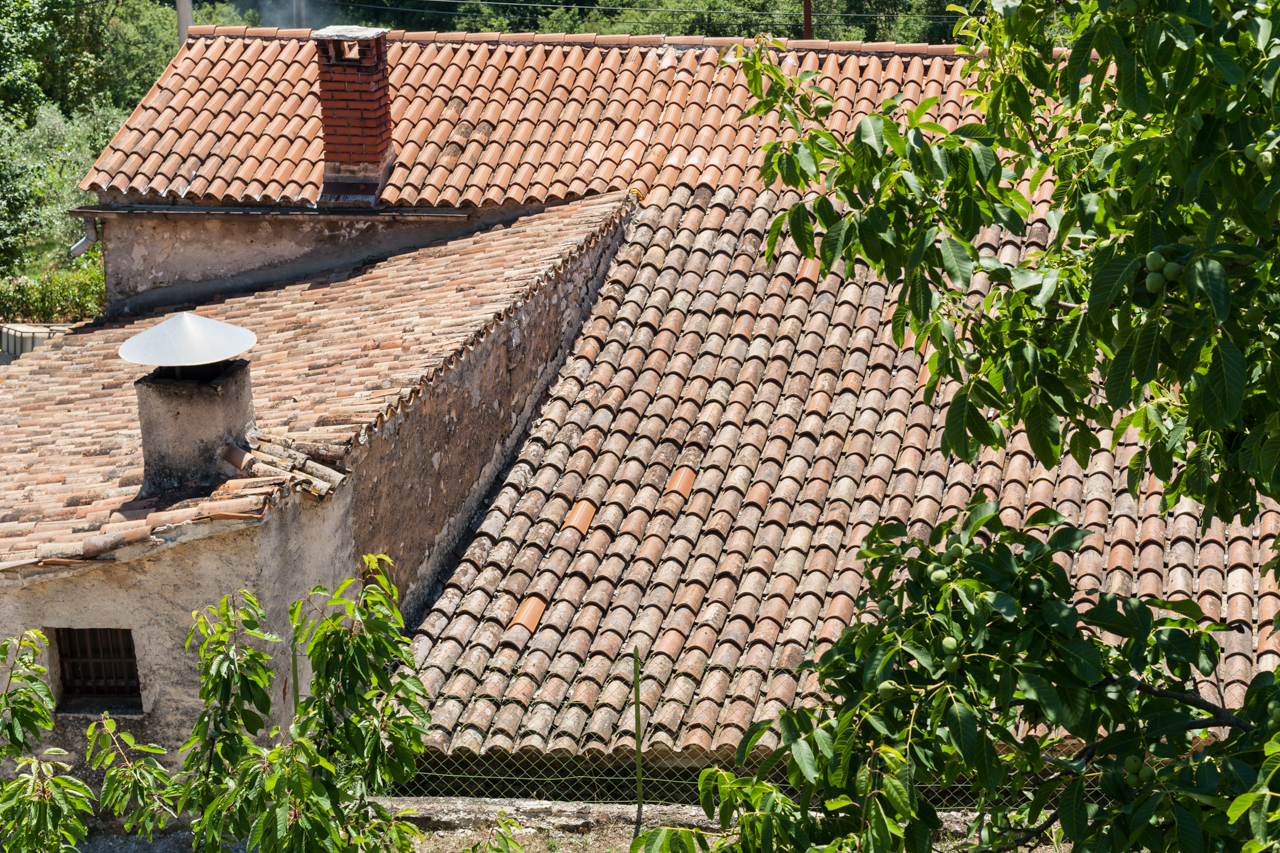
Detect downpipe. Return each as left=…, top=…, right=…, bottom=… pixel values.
left=69, top=217, right=97, bottom=257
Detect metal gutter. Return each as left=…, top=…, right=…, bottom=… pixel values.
left=67, top=205, right=472, bottom=222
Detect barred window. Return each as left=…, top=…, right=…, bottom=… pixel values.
left=55, top=628, right=141, bottom=712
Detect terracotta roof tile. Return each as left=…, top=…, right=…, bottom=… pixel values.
left=412, top=181, right=1277, bottom=763
left=0, top=192, right=632, bottom=581
left=83, top=33, right=976, bottom=207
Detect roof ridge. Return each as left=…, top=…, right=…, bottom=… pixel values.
left=184, top=26, right=963, bottom=55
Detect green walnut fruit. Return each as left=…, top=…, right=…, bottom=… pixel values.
left=1245, top=305, right=1265, bottom=326
left=1178, top=234, right=1197, bottom=245
left=885, top=603, right=900, bottom=618
left=878, top=680, right=901, bottom=700
left=1097, top=122, right=1113, bottom=136
left=963, top=353, right=982, bottom=373
left=1162, top=261, right=1183, bottom=282
left=1117, top=0, right=1138, bottom=13
left=1125, top=771, right=1142, bottom=787
left=1139, top=765, right=1155, bottom=784
left=1145, top=251, right=1166, bottom=272
left=1124, top=755, right=1142, bottom=773
left=1266, top=699, right=1279, bottom=716
left=941, top=636, right=959, bottom=654
left=1247, top=143, right=1260, bottom=162
left=1145, top=272, right=1166, bottom=293
left=1262, top=151, right=1276, bottom=175
left=877, top=597, right=893, bottom=613
left=930, top=569, right=950, bottom=586
left=1018, top=4, right=1037, bottom=20
left=1125, top=157, right=1143, bottom=177
left=943, top=655, right=961, bottom=672
left=942, top=544, right=962, bottom=565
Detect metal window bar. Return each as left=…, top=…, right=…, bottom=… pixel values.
left=56, top=628, right=141, bottom=698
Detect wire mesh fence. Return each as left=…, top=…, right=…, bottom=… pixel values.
left=398, top=745, right=1103, bottom=810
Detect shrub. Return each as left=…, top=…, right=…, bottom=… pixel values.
left=0, top=243, right=104, bottom=322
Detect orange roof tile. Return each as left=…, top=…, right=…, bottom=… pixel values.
left=81, top=33, right=970, bottom=208
left=0, top=192, right=632, bottom=581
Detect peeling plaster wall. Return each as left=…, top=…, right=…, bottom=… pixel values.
left=99, top=199, right=546, bottom=315
left=348, top=207, right=632, bottom=627
left=0, top=487, right=354, bottom=773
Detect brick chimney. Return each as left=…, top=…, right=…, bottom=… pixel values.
left=311, top=26, right=394, bottom=204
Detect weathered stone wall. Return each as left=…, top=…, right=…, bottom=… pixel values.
left=347, top=206, right=632, bottom=626
left=0, top=487, right=354, bottom=773
left=98, top=199, right=546, bottom=314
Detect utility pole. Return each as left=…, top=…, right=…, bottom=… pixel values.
left=177, top=0, right=192, bottom=46
left=803, top=0, right=812, bottom=38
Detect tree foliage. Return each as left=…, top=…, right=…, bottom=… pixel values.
left=728, top=0, right=1280, bottom=525
left=0, top=556, right=434, bottom=852
left=637, top=506, right=1279, bottom=853
left=637, top=0, right=1280, bottom=851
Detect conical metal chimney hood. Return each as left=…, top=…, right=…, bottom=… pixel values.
left=119, top=312, right=256, bottom=367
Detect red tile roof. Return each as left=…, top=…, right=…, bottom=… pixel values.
left=0, top=192, right=631, bottom=582
left=80, top=31, right=974, bottom=207
left=411, top=183, right=1279, bottom=762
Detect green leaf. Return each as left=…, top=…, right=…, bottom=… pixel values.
left=1058, top=638, right=1103, bottom=682
left=1204, top=44, right=1245, bottom=84
left=1230, top=791, right=1264, bottom=824
left=983, top=591, right=1020, bottom=621
left=1018, top=672, right=1065, bottom=723
left=1090, top=254, right=1141, bottom=315
left=1188, top=257, right=1229, bottom=321
left=1133, top=321, right=1161, bottom=386
left=940, top=237, right=973, bottom=290
left=1059, top=778, right=1088, bottom=840
left=1173, top=804, right=1204, bottom=853
left=1024, top=389, right=1060, bottom=467
left=1206, top=337, right=1246, bottom=425
left=1082, top=601, right=1133, bottom=636
left=791, top=738, right=818, bottom=784
left=858, top=114, right=885, bottom=156
left=944, top=387, right=978, bottom=461
left=883, top=773, right=912, bottom=816
left=788, top=205, right=814, bottom=259
left=944, top=702, right=977, bottom=765
left=1107, top=345, right=1135, bottom=408
left=819, top=217, right=852, bottom=271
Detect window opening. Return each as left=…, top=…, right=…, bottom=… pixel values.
left=55, top=628, right=142, bottom=713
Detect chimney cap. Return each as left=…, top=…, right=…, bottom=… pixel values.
left=311, top=25, right=390, bottom=41
left=119, top=312, right=257, bottom=367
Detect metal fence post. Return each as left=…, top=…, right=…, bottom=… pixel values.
left=633, top=646, right=643, bottom=839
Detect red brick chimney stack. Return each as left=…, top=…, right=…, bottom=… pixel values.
left=311, top=26, right=394, bottom=204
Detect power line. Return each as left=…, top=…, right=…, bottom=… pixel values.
left=310, top=0, right=960, bottom=21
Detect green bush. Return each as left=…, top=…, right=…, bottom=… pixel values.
left=0, top=244, right=104, bottom=322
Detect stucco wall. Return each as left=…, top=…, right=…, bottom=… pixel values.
left=0, top=487, right=354, bottom=774
left=348, top=206, right=632, bottom=627
left=99, top=200, right=545, bottom=314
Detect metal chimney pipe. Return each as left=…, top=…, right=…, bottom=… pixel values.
left=177, top=0, right=193, bottom=47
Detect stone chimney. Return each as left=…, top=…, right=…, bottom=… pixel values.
left=117, top=312, right=258, bottom=495
left=311, top=26, right=395, bottom=204
left=134, top=361, right=254, bottom=495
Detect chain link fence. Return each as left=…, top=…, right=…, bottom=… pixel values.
left=399, top=748, right=1103, bottom=810
left=398, top=653, right=1122, bottom=809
